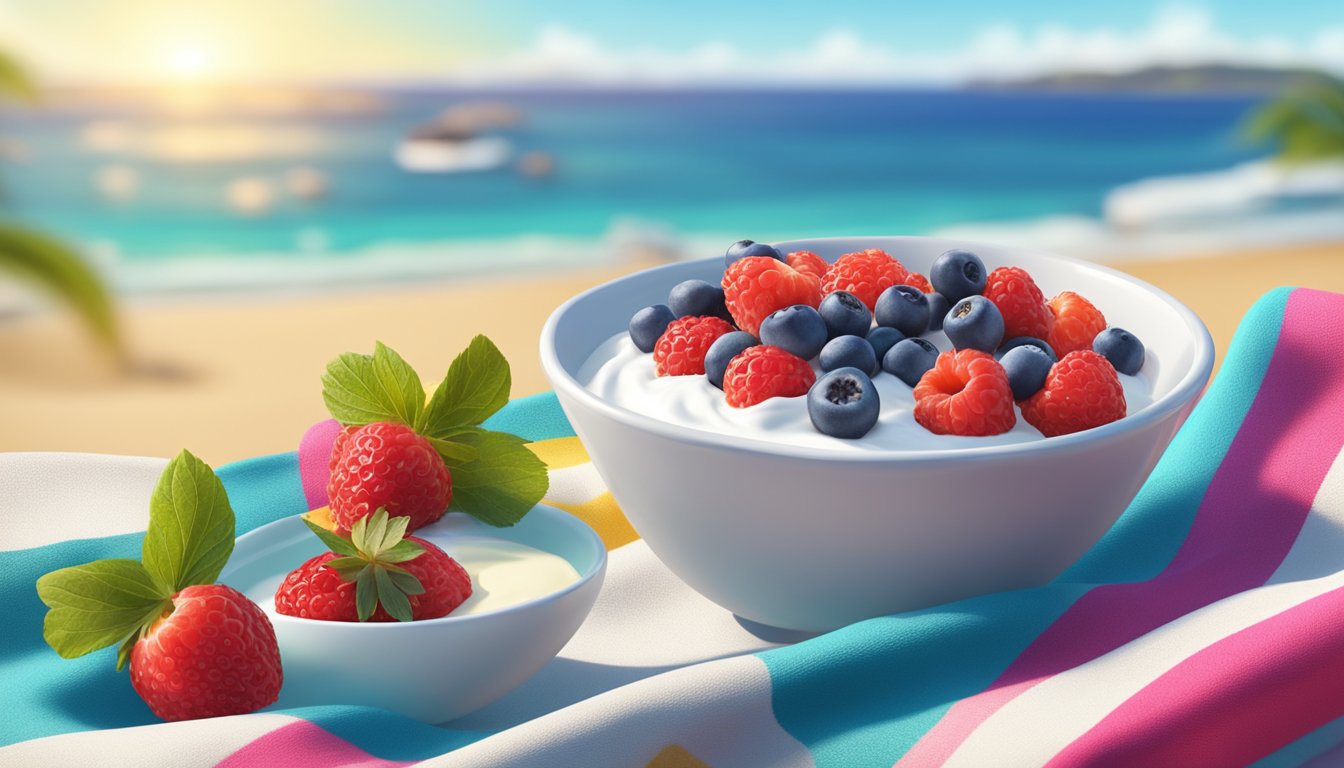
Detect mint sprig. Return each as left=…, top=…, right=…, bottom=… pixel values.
left=303, top=508, right=426, bottom=622
left=36, top=450, right=237, bottom=670
left=320, top=336, right=547, bottom=527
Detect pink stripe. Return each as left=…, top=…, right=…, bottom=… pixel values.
left=1046, top=583, right=1344, bottom=767
left=899, top=288, right=1344, bottom=766
left=216, top=720, right=414, bottom=768
left=299, top=419, right=341, bottom=510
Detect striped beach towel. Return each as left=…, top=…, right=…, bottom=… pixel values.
left=4, top=286, right=1344, bottom=766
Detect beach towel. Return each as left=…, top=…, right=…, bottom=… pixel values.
left=4, top=286, right=1344, bottom=767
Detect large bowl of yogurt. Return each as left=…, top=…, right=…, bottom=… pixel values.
left=541, top=236, right=1213, bottom=631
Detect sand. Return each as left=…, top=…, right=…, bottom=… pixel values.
left=2, top=243, right=1341, bottom=465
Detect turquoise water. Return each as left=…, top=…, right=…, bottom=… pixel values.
left=0, top=88, right=1266, bottom=285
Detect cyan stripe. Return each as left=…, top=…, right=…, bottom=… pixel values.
left=482, top=391, right=576, bottom=442
left=763, top=288, right=1293, bottom=767
left=1250, top=713, right=1344, bottom=768
left=283, top=705, right=485, bottom=760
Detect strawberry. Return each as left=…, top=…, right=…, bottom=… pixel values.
left=653, top=315, right=734, bottom=376
left=37, top=451, right=283, bottom=722
left=327, top=421, right=452, bottom=534
left=722, top=345, right=815, bottom=408
left=130, top=585, right=283, bottom=721
left=820, top=248, right=909, bottom=311
left=786, top=250, right=829, bottom=283
left=275, top=508, right=472, bottom=622
left=1047, top=291, right=1108, bottom=357
left=983, top=266, right=1053, bottom=342
left=722, top=256, right=822, bottom=336
left=1021, top=350, right=1127, bottom=437
left=913, top=349, right=1016, bottom=436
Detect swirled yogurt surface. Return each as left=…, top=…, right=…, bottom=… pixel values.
left=579, top=331, right=1155, bottom=452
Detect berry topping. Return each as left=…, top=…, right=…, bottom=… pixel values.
left=883, top=337, right=939, bottom=387
left=901, top=272, right=934, bottom=293
left=760, top=304, right=829, bottom=361
left=926, top=291, right=951, bottom=332
left=930, top=249, right=987, bottom=302
left=726, top=239, right=784, bottom=268
left=998, top=335, right=1058, bottom=363
left=704, top=330, right=759, bottom=389
left=786, top=250, right=830, bottom=283
left=819, top=290, right=873, bottom=340
left=866, top=326, right=906, bottom=361
left=820, top=334, right=879, bottom=376
left=821, top=248, right=909, bottom=311
left=629, top=304, right=677, bottom=353
left=723, top=256, right=822, bottom=336
left=275, top=508, right=473, bottom=622
left=913, top=349, right=1016, bottom=436
left=1021, top=350, right=1127, bottom=437
left=1093, top=327, right=1146, bottom=375
left=1000, top=344, right=1053, bottom=401
left=1047, top=290, right=1107, bottom=357
left=983, top=266, right=1053, bottom=342
left=808, top=367, right=881, bottom=439
left=943, top=295, right=1005, bottom=353
left=875, top=284, right=931, bottom=337
left=653, top=315, right=735, bottom=376
left=328, top=421, right=453, bottom=533
left=723, top=345, right=815, bottom=408
left=669, top=279, right=729, bottom=320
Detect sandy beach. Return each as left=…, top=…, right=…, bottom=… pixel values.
left=2, top=243, right=1341, bottom=466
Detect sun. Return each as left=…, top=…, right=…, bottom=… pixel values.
left=165, top=42, right=214, bottom=79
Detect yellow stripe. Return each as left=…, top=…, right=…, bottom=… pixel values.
left=647, top=745, right=712, bottom=768
left=526, top=436, right=593, bottom=470
left=544, top=490, right=640, bottom=550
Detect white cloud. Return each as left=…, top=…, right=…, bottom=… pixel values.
left=450, top=6, right=1344, bottom=87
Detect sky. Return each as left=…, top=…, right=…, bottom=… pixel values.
left=0, top=0, right=1340, bottom=86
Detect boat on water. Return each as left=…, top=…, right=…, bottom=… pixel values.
left=394, top=101, right=520, bottom=174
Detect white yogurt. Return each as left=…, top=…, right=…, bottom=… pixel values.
left=579, top=331, right=1155, bottom=451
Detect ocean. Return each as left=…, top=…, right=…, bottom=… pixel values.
left=0, top=88, right=1299, bottom=291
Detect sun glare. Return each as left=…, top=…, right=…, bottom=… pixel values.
left=166, top=42, right=214, bottom=79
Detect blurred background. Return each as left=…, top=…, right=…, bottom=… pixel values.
left=1, top=1, right=1341, bottom=461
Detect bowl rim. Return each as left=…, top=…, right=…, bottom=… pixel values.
left=225, top=502, right=607, bottom=629
left=540, top=235, right=1215, bottom=465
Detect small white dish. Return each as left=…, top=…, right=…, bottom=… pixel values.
left=219, top=505, right=606, bottom=723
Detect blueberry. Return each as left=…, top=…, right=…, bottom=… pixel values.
left=760, top=304, right=828, bottom=361
left=1001, top=344, right=1053, bottom=400
left=926, top=291, right=951, bottom=332
left=882, top=337, right=939, bottom=387
left=629, top=304, right=676, bottom=353
left=943, top=295, right=1004, bottom=353
left=725, top=239, right=783, bottom=268
left=930, top=249, right=987, bottom=302
left=866, top=326, right=906, bottom=361
left=819, top=290, right=872, bottom=339
left=808, top=367, right=880, bottom=439
left=874, top=284, right=930, bottom=337
left=668, top=279, right=728, bottom=319
left=819, top=335, right=878, bottom=375
left=997, top=336, right=1057, bottom=363
left=704, top=331, right=759, bottom=389
left=1093, top=327, right=1145, bottom=375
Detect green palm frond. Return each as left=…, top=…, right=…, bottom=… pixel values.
left=0, top=47, right=37, bottom=103
left=1244, top=79, right=1344, bottom=165
left=0, top=223, right=122, bottom=356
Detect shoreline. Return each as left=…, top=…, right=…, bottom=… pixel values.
left=2, top=241, right=1342, bottom=465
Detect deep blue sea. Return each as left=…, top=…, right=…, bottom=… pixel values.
left=0, top=88, right=1268, bottom=288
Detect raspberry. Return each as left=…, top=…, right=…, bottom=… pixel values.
left=328, top=422, right=452, bottom=533
left=786, top=250, right=829, bottom=283
left=723, top=345, right=815, bottom=408
left=821, top=249, right=909, bottom=311
left=1047, top=291, right=1107, bottom=356
left=274, top=536, right=472, bottom=622
left=1021, top=350, right=1126, bottom=437
left=913, top=349, right=1016, bottom=436
left=130, top=585, right=282, bottom=721
left=983, top=267, right=1053, bottom=342
left=653, top=315, right=734, bottom=376
left=722, top=256, right=822, bottom=336
left=901, top=272, right=933, bottom=293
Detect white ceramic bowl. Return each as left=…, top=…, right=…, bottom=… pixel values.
left=541, top=236, right=1213, bottom=632
left=219, top=504, right=606, bottom=723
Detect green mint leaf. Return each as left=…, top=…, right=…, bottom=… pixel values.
left=322, top=351, right=416, bottom=427
left=301, top=517, right=359, bottom=557
left=380, top=540, right=425, bottom=564
left=116, top=632, right=138, bottom=672
left=37, top=559, right=171, bottom=663
left=374, top=567, right=414, bottom=622
left=355, top=568, right=377, bottom=621
left=444, top=430, right=548, bottom=527
left=372, top=342, right=426, bottom=428
left=427, top=435, right=479, bottom=465
left=419, top=335, right=511, bottom=437
left=142, top=450, right=235, bottom=594
left=386, top=569, right=426, bottom=596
